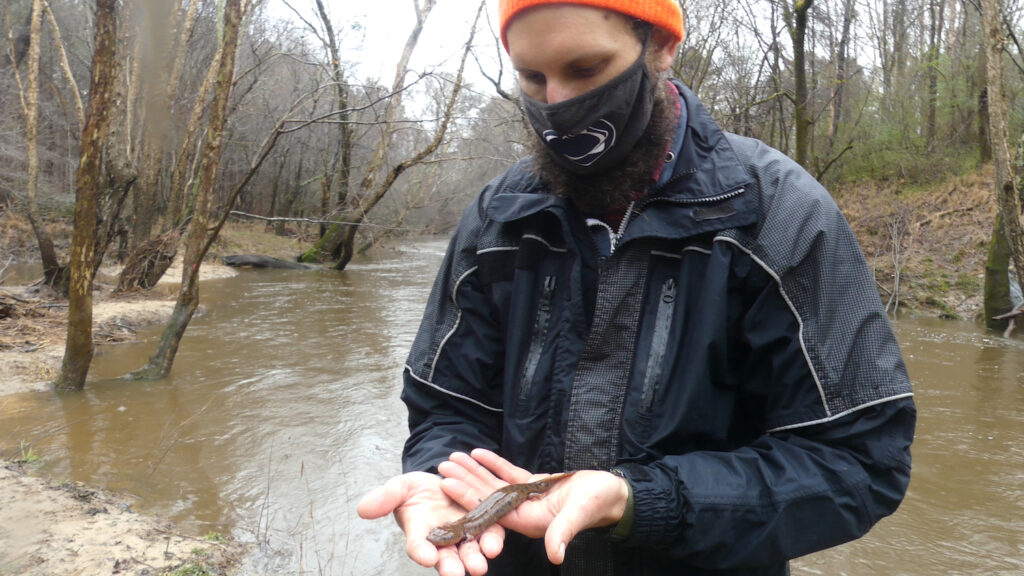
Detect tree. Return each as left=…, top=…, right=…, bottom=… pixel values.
left=783, top=0, right=815, bottom=168
left=980, top=0, right=1024, bottom=327
left=130, top=0, right=247, bottom=380
left=299, top=0, right=481, bottom=270
left=54, top=0, right=119, bottom=391
left=10, top=0, right=64, bottom=289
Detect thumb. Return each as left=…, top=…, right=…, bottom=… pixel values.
left=543, top=509, right=584, bottom=565
left=357, top=472, right=433, bottom=520
left=356, top=481, right=402, bottom=520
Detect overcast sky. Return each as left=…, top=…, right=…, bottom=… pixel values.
left=266, top=0, right=506, bottom=86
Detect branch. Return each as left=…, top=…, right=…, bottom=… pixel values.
left=278, top=73, right=432, bottom=133
left=41, top=0, right=84, bottom=132
left=814, top=141, right=854, bottom=181
left=228, top=210, right=416, bottom=230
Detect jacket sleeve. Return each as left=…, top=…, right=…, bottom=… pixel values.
left=614, top=396, right=915, bottom=567
left=400, top=188, right=506, bottom=474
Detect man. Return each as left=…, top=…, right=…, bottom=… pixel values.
left=358, top=1, right=916, bottom=575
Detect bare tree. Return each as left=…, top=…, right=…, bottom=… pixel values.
left=980, top=0, right=1024, bottom=310
left=9, top=0, right=64, bottom=289
left=54, top=0, right=119, bottom=391
left=299, top=0, right=482, bottom=270
left=130, top=0, right=247, bottom=380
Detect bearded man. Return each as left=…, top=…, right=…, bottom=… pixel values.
left=359, top=2, right=916, bottom=575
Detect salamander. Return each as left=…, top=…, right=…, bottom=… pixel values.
left=426, top=472, right=575, bottom=547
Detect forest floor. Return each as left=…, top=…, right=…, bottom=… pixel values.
left=0, top=166, right=1002, bottom=575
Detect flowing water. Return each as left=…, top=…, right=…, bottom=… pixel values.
left=1, top=238, right=1023, bottom=575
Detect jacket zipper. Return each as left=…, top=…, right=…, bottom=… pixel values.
left=641, top=277, right=677, bottom=413
left=639, top=186, right=746, bottom=209
left=609, top=200, right=637, bottom=254
left=520, top=275, right=557, bottom=399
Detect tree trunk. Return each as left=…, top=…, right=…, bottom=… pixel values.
left=786, top=0, right=814, bottom=168
left=130, top=0, right=245, bottom=380
left=984, top=211, right=1013, bottom=331
left=20, top=0, right=65, bottom=290
left=977, top=39, right=992, bottom=163
left=828, top=0, right=854, bottom=146
left=311, top=0, right=354, bottom=210
left=167, top=18, right=221, bottom=232
left=54, top=0, right=119, bottom=391
left=979, top=0, right=1024, bottom=306
left=924, top=0, right=945, bottom=142
left=129, top=0, right=190, bottom=250
left=299, top=0, right=467, bottom=267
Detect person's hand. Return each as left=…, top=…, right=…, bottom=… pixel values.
left=356, top=471, right=504, bottom=576
left=437, top=449, right=630, bottom=565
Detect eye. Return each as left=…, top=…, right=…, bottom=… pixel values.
left=519, top=70, right=546, bottom=87
left=570, top=60, right=605, bottom=79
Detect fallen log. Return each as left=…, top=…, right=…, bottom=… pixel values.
left=221, top=254, right=317, bottom=270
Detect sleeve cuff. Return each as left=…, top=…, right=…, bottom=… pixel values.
left=609, top=462, right=687, bottom=548
left=608, top=468, right=635, bottom=541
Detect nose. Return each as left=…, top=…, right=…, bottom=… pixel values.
left=545, top=80, right=573, bottom=105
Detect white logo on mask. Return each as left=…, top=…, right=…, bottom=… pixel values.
left=542, top=120, right=617, bottom=166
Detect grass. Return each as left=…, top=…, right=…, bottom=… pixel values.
left=17, top=441, right=40, bottom=465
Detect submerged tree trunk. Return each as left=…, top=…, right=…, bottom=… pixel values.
left=54, top=0, right=119, bottom=391
left=984, top=211, right=1013, bottom=331
left=130, top=0, right=245, bottom=380
left=979, top=0, right=1024, bottom=297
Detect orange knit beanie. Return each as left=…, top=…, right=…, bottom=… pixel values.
left=499, top=0, right=685, bottom=49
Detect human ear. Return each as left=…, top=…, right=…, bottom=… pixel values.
left=649, top=27, right=681, bottom=74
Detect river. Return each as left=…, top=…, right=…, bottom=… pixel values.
left=1, top=238, right=1022, bottom=575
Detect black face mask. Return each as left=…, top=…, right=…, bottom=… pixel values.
left=521, top=43, right=654, bottom=176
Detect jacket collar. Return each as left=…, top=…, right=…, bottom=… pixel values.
left=487, top=79, right=757, bottom=239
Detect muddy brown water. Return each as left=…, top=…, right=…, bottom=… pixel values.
left=2, top=239, right=1023, bottom=575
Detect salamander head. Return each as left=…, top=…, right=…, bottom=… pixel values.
left=426, top=526, right=461, bottom=547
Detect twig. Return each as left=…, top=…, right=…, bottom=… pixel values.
left=0, top=256, right=13, bottom=283
left=148, top=396, right=215, bottom=478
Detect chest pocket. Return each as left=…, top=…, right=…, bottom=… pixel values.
left=519, top=275, right=557, bottom=398
left=640, top=276, right=677, bottom=413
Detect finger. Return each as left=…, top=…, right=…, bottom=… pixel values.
left=437, top=475, right=480, bottom=511
left=405, top=537, right=441, bottom=568
left=457, top=538, right=489, bottom=576
left=448, top=451, right=508, bottom=489
left=477, top=524, right=506, bottom=559
left=356, top=476, right=408, bottom=520
left=435, top=546, right=466, bottom=576
left=438, top=457, right=493, bottom=497
left=544, top=511, right=578, bottom=565
left=469, top=448, right=532, bottom=483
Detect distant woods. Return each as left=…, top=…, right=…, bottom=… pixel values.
left=1, top=0, right=1020, bottom=269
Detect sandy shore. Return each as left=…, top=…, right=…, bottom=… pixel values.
left=0, top=258, right=245, bottom=575
left=0, top=462, right=245, bottom=575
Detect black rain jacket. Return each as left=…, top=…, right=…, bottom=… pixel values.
left=400, top=81, right=916, bottom=575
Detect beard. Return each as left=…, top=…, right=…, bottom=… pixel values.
left=526, top=77, right=679, bottom=215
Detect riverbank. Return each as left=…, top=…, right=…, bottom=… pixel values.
left=0, top=258, right=237, bottom=396
left=0, top=220, right=307, bottom=575
left=1, top=460, right=245, bottom=575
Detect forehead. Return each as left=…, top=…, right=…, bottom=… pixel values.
left=505, top=4, right=637, bottom=59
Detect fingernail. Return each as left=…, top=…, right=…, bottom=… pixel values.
left=558, top=542, right=566, bottom=562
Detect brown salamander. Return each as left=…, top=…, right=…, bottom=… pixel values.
left=426, top=472, right=575, bottom=547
